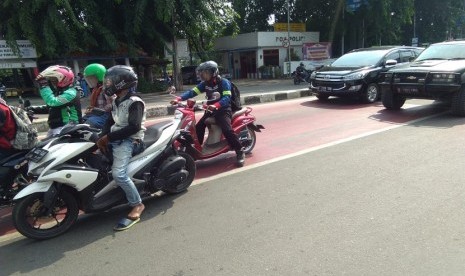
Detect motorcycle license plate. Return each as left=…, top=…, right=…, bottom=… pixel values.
left=26, top=148, right=49, bottom=162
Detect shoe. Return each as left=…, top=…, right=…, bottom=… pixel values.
left=236, top=150, right=245, bottom=167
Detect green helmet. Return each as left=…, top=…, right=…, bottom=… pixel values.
left=83, top=63, right=106, bottom=82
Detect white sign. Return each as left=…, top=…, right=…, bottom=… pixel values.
left=0, top=40, right=38, bottom=59
left=0, top=59, right=37, bottom=69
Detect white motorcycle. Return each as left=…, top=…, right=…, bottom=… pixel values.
left=12, top=111, right=196, bottom=240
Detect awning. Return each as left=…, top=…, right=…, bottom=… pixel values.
left=0, top=59, right=37, bottom=69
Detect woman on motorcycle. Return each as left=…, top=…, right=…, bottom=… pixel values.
left=28, top=65, right=82, bottom=137
left=82, top=63, right=112, bottom=128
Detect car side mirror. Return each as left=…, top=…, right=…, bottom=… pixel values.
left=385, top=59, right=398, bottom=67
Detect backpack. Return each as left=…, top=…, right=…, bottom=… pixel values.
left=9, top=105, right=38, bottom=150
left=219, top=78, right=242, bottom=112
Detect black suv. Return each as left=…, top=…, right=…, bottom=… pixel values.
left=380, top=40, right=465, bottom=116
left=309, top=46, right=423, bottom=103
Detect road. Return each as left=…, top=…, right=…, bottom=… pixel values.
left=2, top=96, right=465, bottom=275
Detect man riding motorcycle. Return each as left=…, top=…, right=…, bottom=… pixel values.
left=171, top=61, right=245, bottom=167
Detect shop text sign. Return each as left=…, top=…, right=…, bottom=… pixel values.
left=0, top=40, right=37, bottom=59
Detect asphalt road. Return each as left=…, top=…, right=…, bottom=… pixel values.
left=2, top=97, right=465, bottom=275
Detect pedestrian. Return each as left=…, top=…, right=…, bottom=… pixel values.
left=78, top=72, right=89, bottom=97
left=27, top=65, right=82, bottom=137
left=82, top=63, right=112, bottom=128
left=96, top=65, right=147, bottom=231
left=171, top=60, right=245, bottom=167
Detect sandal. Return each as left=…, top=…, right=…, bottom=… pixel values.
left=113, top=217, right=141, bottom=231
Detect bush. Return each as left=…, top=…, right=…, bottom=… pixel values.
left=137, top=78, right=169, bottom=93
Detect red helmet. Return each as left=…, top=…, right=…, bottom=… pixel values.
left=38, top=65, right=75, bottom=88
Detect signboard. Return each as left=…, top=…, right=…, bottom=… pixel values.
left=0, top=59, right=37, bottom=69
left=346, top=0, right=368, bottom=12
left=274, top=23, right=306, bottom=32
left=412, top=37, right=419, bottom=47
left=302, top=42, right=332, bottom=60
left=0, top=40, right=37, bottom=59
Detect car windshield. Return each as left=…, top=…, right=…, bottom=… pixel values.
left=416, top=44, right=465, bottom=61
left=330, top=50, right=389, bottom=67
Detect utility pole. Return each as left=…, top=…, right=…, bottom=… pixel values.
left=287, top=0, right=291, bottom=77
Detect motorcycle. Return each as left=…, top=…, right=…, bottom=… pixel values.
left=293, top=69, right=311, bottom=85
left=171, top=92, right=265, bottom=161
left=0, top=98, right=40, bottom=208
left=12, top=116, right=196, bottom=240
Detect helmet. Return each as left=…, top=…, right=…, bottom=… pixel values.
left=84, top=63, right=106, bottom=82
left=197, top=61, right=219, bottom=77
left=39, top=65, right=74, bottom=88
left=103, top=65, right=138, bottom=96
left=300, top=62, right=304, bottom=66
left=84, top=63, right=106, bottom=88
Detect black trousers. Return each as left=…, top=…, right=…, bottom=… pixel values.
left=196, top=108, right=242, bottom=152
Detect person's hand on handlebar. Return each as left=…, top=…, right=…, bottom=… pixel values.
left=170, top=96, right=182, bottom=105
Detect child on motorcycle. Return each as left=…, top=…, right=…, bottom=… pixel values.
left=82, top=63, right=112, bottom=128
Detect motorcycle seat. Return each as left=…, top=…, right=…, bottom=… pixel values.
left=205, top=108, right=247, bottom=125
left=143, top=121, right=174, bottom=147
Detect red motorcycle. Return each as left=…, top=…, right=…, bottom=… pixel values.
left=171, top=93, right=264, bottom=161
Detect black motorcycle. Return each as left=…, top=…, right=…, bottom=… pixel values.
left=0, top=99, right=41, bottom=208
left=293, top=69, right=311, bottom=85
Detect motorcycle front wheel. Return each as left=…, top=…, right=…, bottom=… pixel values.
left=13, top=189, right=79, bottom=240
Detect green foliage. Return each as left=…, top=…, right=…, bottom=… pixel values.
left=137, top=77, right=169, bottom=94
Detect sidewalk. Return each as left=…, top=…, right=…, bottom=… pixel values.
left=30, top=79, right=313, bottom=132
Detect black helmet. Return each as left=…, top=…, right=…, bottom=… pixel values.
left=103, top=65, right=138, bottom=96
left=197, top=61, right=219, bottom=77
left=300, top=62, right=304, bottom=66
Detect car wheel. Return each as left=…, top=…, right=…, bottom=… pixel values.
left=382, top=89, right=406, bottom=110
left=451, top=85, right=465, bottom=116
left=361, top=83, right=379, bottom=103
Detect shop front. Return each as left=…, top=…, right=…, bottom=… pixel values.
left=214, top=31, right=319, bottom=79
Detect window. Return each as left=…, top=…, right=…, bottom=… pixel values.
left=263, top=49, right=279, bottom=66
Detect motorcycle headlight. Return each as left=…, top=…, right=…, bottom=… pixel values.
left=431, top=73, right=458, bottom=84
left=344, top=72, right=367, bottom=81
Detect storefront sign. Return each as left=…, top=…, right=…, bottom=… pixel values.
left=0, top=59, right=37, bottom=69
left=0, top=40, right=37, bottom=59
left=274, top=23, right=306, bottom=32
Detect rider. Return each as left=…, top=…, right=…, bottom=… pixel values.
left=96, top=65, right=146, bottom=230
left=82, top=63, right=112, bottom=128
left=28, top=65, right=82, bottom=137
left=0, top=98, right=16, bottom=160
left=171, top=61, right=245, bottom=167
left=296, top=62, right=308, bottom=80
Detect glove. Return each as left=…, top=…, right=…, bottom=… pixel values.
left=35, top=75, right=48, bottom=88
left=170, top=96, right=182, bottom=105
left=206, top=105, right=217, bottom=112
left=96, top=135, right=109, bottom=154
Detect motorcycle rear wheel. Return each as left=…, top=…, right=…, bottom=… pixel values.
left=13, top=189, right=79, bottom=240
left=162, top=152, right=196, bottom=194
left=241, top=126, right=257, bottom=154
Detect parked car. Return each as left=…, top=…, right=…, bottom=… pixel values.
left=309, top=46, right=424, bottom=103
left=380, top=40, right=465, bottom=116
left=181, top=65, right=200, bottom=85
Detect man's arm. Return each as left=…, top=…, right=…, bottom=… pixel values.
left=39, top=87, right=77, bottom=107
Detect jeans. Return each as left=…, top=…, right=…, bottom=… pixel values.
left=111, top=139, right=142, bottom=206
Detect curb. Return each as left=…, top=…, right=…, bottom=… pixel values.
left=32, top=89, right=313, bottom=133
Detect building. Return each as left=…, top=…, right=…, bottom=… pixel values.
left=214, top=31, right=319, bottom=79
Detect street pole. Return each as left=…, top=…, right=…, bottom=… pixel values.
left=287, top=0, right=291, bottom=77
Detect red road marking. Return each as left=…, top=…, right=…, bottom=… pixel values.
left=0, top=98, right=443, bottom=238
